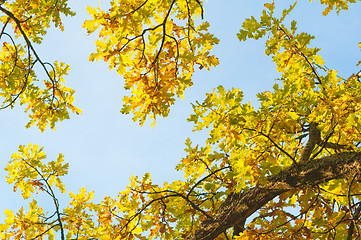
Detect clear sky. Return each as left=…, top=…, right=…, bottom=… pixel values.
left=0, top=0, right=360, bottom=222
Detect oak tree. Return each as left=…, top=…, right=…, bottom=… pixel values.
left=1, top=0, right=361, bottom=239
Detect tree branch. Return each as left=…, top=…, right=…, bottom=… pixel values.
left=299, top=122, right=321, bottom=163
left=187, top=152, right=361, bottom=240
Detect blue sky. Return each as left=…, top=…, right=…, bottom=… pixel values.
left=0, top=0, right=360, bottom=223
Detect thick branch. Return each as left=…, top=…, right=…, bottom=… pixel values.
left=187, top=152, right=361, bottom=240
left=299, top=122, right=321, bottom=162
left=347, top=202, right=361, bottom=240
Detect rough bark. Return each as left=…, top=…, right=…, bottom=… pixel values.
left=187, top=152, right=361, bottom=240
left=299, top=122, right=321, bottom=163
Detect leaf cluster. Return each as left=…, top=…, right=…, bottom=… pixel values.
left=84, top=0, right=219, bottom=125
left=0, top=0, right=80, bottom=131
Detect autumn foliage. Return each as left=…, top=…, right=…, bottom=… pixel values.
left=1, top=0, right=361, bottom=239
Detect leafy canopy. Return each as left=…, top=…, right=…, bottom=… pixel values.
left=1, top=0, right=361, bottom=239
